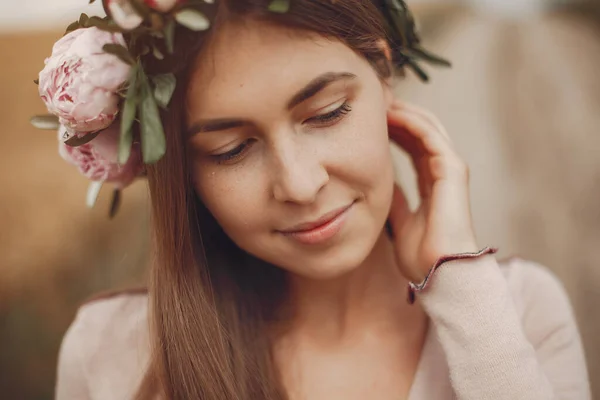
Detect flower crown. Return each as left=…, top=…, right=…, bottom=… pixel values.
left=30, top=0, right=450, bottom=217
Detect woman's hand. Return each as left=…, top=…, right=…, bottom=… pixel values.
left=387, top=100, right=479, bottom=283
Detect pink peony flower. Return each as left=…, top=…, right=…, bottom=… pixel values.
left=145, top=0, right=181, bottom=12
left=38, top=27, right=131, bottom=133
left=58, top=123, right=143, bottom=189
left=107, top=0, right=181, bottom=23
left=106, top=0, right=144, bottom=30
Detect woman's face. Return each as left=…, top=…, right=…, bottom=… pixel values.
left=186, top=19, right=395, bottom=279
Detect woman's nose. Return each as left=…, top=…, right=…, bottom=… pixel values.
left=270, top=139, right=329, bottom=205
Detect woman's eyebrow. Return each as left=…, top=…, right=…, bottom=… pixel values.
left=286, top=71, right=357, bottom=110
left=187, top=71, right=357, bottom=136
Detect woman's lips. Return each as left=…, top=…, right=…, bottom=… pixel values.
left=279, top=202, right=354, bottom=245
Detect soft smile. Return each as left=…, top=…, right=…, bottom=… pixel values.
left=278, top=202, right=355, bottom=245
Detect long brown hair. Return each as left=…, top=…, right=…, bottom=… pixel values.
left=138, top=1, right=394, bottom=398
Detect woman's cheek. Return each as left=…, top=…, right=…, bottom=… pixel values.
left=195, top=164, right=267, bottom=237
left=336, top=107, right=392, bottom=181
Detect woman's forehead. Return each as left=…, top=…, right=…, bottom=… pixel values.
left=186, top=20, right=368, bottom=118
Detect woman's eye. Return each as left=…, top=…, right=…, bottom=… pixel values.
left=211, top=139, right=254, bottom=164
left=306, top=101, right=352, bottom=125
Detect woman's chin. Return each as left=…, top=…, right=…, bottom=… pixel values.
left=289, top=261, right=363, bottom=281
left=278, top=233, right=380, bottom=281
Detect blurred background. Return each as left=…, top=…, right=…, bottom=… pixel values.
left=1, top=0, right=599, bottom=398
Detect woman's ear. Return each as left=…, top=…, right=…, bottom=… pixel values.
left=377, top=38, right=392, bottom=63
left=383, top=83, right=394, bottom=109
left=376, top=38, right=395, bottom=109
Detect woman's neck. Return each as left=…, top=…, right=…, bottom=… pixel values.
left=284, top=231, right=425, bottom=345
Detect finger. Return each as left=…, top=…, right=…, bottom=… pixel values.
left=388, top=183, right=410, bottom=234
left=416, top=153, right=433, bottom=199
left=388, top=109, right=467, bottom=192
left=388, top=108, right=455, bottom=162
left=389, top=100, right=439, bottom=137
left=386, top=121, right=434, bottom=199
left=387, top=126, right=427, bottom=195
left=396, top=102, right=451, bottom=142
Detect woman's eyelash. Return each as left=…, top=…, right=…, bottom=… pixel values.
left=211, top=139, right=254, bottom=164
left=210, top=102, right=352, bottom=164
left=308, top=102, right=352, bottom=125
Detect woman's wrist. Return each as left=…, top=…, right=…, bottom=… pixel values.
left=405, top=239, right=480, bottom=283
left=407, top=246, right=498, bottom=304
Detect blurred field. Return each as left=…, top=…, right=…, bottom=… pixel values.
left=0, top=32, right=150, bottom=398
left=1, top=2, right=599, bottom=399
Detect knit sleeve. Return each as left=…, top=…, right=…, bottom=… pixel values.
left=415, top=255, right=591, bottom=399
left=55, top=309, right=91, bottom=400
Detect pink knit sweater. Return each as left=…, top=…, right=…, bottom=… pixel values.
left=55, top=256, right=591, bottom=399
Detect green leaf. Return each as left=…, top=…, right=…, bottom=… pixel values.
left=33, top=79, right=39, bottom=85
left=79, top=13, right=89, bottom=26
left=108, top=189, right=122, bottom=219
left=164, top=19, right=175, bottom=54
left=174, top=9, right=210, bottom=31
left=267, top=0, right=290, bottom=13
left=89, top=0, right=96, bottom=4
left=85, top=16, right=124, bottom=33
left=65, top=20, right=80, bottom=34
left=119, top=65, right=139, bottom=164
left=102, top=43, right=135, bottom=65
left=149, top=30, right=165, bottom=39
left=138, top=70, right=166, bottom=164
left=86, top=181, right=103, bottom=208
left=404, top=57, right=429, bottom=82
left=64, top=129, right=102, bottom=147
left=84, top=16, right=103, bottom=26
left=152, top=46, right=164, bottom=60
left=151, top=74, right=176, bottom=109
left=30, top=115, right=59, bottom=130
left=409, top=46, right=451, bottom=67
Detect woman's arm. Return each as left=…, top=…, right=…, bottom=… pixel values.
left=385, top=99, right=590, bottom=399
left=417, top=255, right=590, bottom=400
left=55, top=310, right=91, bottom=400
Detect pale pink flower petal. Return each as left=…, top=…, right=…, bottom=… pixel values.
left=145, top=0, right=179, bottom=12
left=38, top=27, right=131, bottom=133
left=58, top=124, right=144, bottom=189
left=107, top=0, right=144, bottom=30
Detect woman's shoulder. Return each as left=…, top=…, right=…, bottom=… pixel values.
left=71, top=287, right=150, bottom=362
left=78, top=287, right=149, bottom=320
left=56, top=288, right=151, bottom=399
left=74, top=287, right=150, bottom=346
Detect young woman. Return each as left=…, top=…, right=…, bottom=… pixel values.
left=40, top=0, right=590, bottom=398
